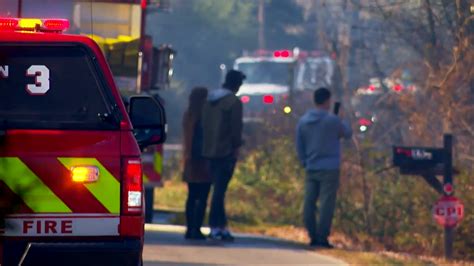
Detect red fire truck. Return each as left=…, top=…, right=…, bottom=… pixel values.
left=3, top=0, right=176, bottom=222
left=233, top=49, right=334, bottom=121
left=0, top=16, right=166, bottom=265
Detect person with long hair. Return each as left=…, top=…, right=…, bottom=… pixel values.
left=182, top=87, right=211, bottom=240
left=201, top=70, right=245, bottom=241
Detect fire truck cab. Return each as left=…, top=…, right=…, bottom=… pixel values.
left=0, top=17, right=166, bottom=265
left=234, top=49, right=334, bottom=121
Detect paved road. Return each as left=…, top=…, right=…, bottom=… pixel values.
left=143, top=224, right=346, bottom=266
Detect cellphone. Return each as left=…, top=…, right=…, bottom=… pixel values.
left=333, top=102, right=341, bottom=115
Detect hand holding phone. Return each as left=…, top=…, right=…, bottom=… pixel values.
left=333, top=102, right=341, bottom=115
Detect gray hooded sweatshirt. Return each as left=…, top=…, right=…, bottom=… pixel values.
left=296, top=109, right=352, bottom=170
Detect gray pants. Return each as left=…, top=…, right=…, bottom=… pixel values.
left=303, top=170, right=340, bottom=242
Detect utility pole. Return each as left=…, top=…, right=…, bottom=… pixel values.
left=137, top=0, right=148, bottom=94
left=347, top=0, right=361, bottom=92
left=258, top=0, right=265, bottom=50
left=315, top=0, right=347, bottom=100
left=17, top=0, right=23, bottom=17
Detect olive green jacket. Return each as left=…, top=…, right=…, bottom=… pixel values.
left=201, top=89, right=243, bottom=158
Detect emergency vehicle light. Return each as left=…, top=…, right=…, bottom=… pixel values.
left=241, top=96, right=250, bottom=104
left=273, top=50, right=291, bottom=58
left=0, top=18, right=19, bottom=31
left=263, top=95, right=274, bottom=104
left=43, top=19, right=70, bottom=32
left=71, top=166, right=99, bottom=183
left=19, top=18, right=42, bottom=29
left=392, top=84, right=404, bottom=92
left=0, top=18, right=69, bottom=32
left=358, top=118, right=372, bottom=126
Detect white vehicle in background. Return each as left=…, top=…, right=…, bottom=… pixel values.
left=296, top=53, right=334, bottom=91
left=233, top=49, right=334, bottom=122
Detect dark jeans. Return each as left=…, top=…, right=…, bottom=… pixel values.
left=303, top=170, right=340, bottom=242
left=185, top=182, right=212, bottom=232
left=209, top=157, right=237, bottom=228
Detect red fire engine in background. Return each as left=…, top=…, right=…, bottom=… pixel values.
left=75, top=0, right=175, bottom=223
left=232, top=48, right=334, bottom=121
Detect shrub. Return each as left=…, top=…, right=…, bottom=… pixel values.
left=226, top=134, right=473, bottom=260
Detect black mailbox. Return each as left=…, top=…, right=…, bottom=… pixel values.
left=393, top=146, right=446, bottom=174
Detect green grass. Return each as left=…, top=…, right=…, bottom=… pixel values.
left=154, top=180, right=187, bottom=212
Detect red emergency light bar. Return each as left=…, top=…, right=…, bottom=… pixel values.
left=250, top=49, right=294, bottom=58
left=273, top=50, right=291, bottom=58
left=0, top=18, right=69, bottom=32
left=43, top=19, right=70, bottom=32
left=0, top=18, right=19, bottom=31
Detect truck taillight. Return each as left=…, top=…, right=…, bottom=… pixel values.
left=122, top=158, right=143, bottom=215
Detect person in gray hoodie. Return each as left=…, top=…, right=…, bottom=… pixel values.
left=201, top=70, right=246, bottom=241
left=296, top=87, right=352, bottom=248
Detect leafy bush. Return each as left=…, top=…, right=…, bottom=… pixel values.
left=227, top=137, right=305, bottom=225
left=225, top=133, right=474, bottom=260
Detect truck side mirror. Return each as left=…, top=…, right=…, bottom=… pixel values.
left=129, top=96, right=167, bottom=149
left=152, top=45, right=176, bottom=90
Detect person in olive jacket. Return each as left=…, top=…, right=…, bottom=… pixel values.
left=201, top=70, right=245, bottom=241
left=182, top=87, right=212, bottom=240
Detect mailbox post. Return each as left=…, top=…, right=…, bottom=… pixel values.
left=443, top=134, right=453, bottom=259
left=393, top=134, right=462, bottom=260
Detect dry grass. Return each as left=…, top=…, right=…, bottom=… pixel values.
left=154, top=172, right=474, bottom=265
